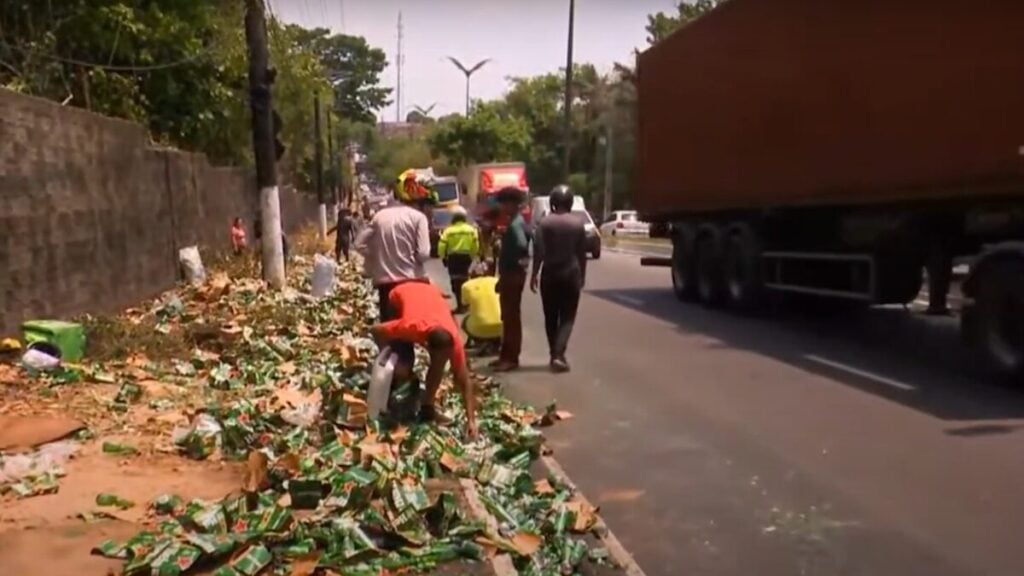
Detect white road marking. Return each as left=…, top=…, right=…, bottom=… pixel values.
left=612, top=294, right=645, bottom=307
left=803, top=354, right=917, bottom=392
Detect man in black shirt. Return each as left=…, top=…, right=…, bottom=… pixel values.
left=328, top=208, right=356, bottom=262
left=530, top=185, right=587, bottom=373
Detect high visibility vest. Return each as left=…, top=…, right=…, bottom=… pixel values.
left=438, top=222, right=480, bottom=258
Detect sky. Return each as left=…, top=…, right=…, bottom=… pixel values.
left=268, top=0, right=678, bottom=121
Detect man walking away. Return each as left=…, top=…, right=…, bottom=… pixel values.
left=355, top=171, right=435, bottom=368
left=531, top=185, right=587, bottom=373
left=493, top=187, right=530, bottom=372
left=328, top=208, right=357, bottom=262
left=438, top=207, right=480, bottom=313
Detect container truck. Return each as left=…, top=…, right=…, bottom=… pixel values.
left=635, top=0, right=1024, bottom=378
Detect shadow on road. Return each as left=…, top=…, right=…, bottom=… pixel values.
left=587, top=287, right=1024, bottom=423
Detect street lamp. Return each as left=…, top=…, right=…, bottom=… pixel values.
left=562, top=0, right=576, bottom=182
left=446, top=56, right=491, bottom=116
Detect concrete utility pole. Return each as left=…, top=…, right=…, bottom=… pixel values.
left=446, top=57, right=491, bottom=116
left=603, top=123, right=614, bottom=221
left=327, top=106, right=337, bottom=212
left=244, top=0, right=285, bottom=288
left=396, top=11, right=403, bottom=122
left=314, top=92, right=327, bottom=240
left=562, top=0, right=576, bottom=183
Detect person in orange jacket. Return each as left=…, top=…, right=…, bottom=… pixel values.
left=370, top=281, right=478, bottom=438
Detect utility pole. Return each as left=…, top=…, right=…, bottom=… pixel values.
left=396, top=11, right=403, bottom=122
left=562, top=0, right=576, bottom=183
left=314, top=92, right=327, bottom=240
left=603, top=123, right=614, bottom=221
left=327, top=106, right=336, bottom=211
left=244, top=0, right=285, bottom=288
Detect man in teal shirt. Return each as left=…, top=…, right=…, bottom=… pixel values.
left=493, top=187, right=530, bottom=371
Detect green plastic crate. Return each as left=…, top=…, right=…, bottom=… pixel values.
left=22, top=320, right=86, bottom=362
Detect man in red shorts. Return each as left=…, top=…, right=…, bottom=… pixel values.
left=370, top=281, right=478, bottom=438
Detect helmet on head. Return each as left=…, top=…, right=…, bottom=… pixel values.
left=549, top=184, right=574, bottom=212
left=450, top=205, right=468, bottom=223
left=395, top=169, right=439, bottom=206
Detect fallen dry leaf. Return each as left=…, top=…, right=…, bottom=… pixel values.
left=596, top=488, right=645, bottom=503
left=509, top=532, right=542, bottom=556
left=243, top=451, right=270, bottom=492
left=533, top=479, right=555, bottom=495
left=288, top=552, right=321, bottom=576
left=565, top=501, right=599, bottom=533
left=341, top=392, right=366, bottom=407
left=278, top=361, right=297, bottom=375
left=274, top=452, right=301, bottom=475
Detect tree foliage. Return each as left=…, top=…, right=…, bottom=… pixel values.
left=645, top=0, right=724, bottom=45
left=0, top=1, right=390, bottom=191
left=288, top=26, right=392, bottom=124
left=428, top=103, right=532, bottom=168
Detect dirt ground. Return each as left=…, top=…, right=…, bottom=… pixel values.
left=0, top=443, right=243, bottom=576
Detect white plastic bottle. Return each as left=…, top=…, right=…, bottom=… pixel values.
left=367, top=347, right=398, bottom=419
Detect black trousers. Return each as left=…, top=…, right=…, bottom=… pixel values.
left=446, top=253, right=473, bottom=309
left=335, top=239, right=351, bottom=262
left=540, top=273, right=582, bottom=361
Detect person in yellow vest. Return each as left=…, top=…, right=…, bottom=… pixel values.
left=461, top=263, right=502, bottom=354
left=437, top=206, right=480, bottom=313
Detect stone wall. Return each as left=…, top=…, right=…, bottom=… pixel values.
left=0, top=89, right=318, bottom=335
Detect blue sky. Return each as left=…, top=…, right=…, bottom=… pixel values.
left=268, top=0, right=678, bottom=120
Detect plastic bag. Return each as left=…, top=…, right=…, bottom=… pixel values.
left=367, top=347, right=398, bottom=419
left=178, top=246, right=206, bottom=285
left=21, top=348, right=60, bottom=370
left=310, top=254, right=337, bottom=298
left=0, top=440, right=78, bottom=484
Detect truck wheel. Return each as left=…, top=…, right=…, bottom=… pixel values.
left=591, top=241, right=602, bottom=260
left=671, top=225, right=698, bottom=301
left=724, top=224, right=763, bottom=311
left=696, top=228, right=726, bottom=306
left=974, top=259, right=1024, bottom=380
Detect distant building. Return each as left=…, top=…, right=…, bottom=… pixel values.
left=377, top=121, right=427, bottom=139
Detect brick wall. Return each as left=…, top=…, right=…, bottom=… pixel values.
left=0, top=89, right=318, bottom=335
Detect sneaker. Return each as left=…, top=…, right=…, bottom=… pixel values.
left=418, top=404, right=453, bottom=425
left=492, top=361, right=520, bottom=373
left=551, top=358, right=570, bottom=373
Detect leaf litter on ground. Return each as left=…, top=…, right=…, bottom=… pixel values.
left=1, top=231, right=614, bottom=575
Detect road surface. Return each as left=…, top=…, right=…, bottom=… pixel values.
left=430, top=250, right=1024, bottom=576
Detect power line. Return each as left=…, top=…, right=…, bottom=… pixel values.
left=1, top=41, right=215, bottom=72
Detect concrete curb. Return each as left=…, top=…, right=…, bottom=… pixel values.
left=460, top=478, right=519, bottom=576
left=538, top=455, right=649, bottom=576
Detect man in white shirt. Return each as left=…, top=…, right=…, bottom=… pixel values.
left=355, top=172, right=437, bottom=366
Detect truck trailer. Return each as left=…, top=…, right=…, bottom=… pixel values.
left=635, top=0, right=1024, bottom=378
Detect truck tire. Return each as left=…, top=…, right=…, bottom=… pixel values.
left=973, top=258, right=1024, bottom=380
left=591, top=241, right=602, bottom=260
left=671, top=224, right=698, bottom=301
left=723, top=223, right=764, bottom=311
left=696, top=226, right=726, bottom=306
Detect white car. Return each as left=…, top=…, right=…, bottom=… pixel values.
left=600, top=210, right=649, bottom=237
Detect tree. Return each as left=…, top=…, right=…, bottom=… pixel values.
left=645, top=0, right=724, bottom=45
left=428, top=103, right=531, bottom=168
left=288, top=26, right=392, bottom=124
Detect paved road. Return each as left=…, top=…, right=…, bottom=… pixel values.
left=433, top=252, right=1024, bottom=576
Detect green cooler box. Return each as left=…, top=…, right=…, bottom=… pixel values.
left=22, top=320, right=86, bottom=362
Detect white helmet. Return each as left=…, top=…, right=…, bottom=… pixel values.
left=451, top=206, right=468, bottom=217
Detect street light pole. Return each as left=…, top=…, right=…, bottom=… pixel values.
left=562, top=0, right=576, bottom=183
left=446, top=57, right=491, bottom=116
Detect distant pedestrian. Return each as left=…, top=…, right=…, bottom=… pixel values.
left=492, top=187, right=530, bottom=372
left=230, top=217, right=247, bottom=255
left=328, top=208, right=356, bottom=262
left=438, top=206, right=480, bottom=312
left=531, top=185, right=587, bottom=373
left=355, top=170, right=436, bottom=370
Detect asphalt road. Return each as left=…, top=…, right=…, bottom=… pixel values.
left=429, top=250, right=1024, bottom=576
